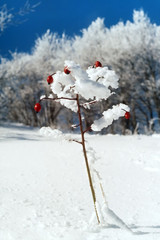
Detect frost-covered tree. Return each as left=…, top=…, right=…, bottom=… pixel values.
left=71, top=11, right=160, bottom=133
left=34, top=60, right=130, bottom=223
left=1, top=10, right=160, bottom=133
left=104, top=10, right=160, bottom=133
left=0, top=1, right=40, bottom=33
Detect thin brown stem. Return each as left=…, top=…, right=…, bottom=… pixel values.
left=96, top=76, right=104, bottom=82
left=76, top=94, right=100, bottom=224
left=83, top=126, right=91, bottom=134
left=70, top=85, right=75, bottom=90
left=50, top=72, right=56, bottom=76
left=94, top=169, right=108, bottom=206
left=69, top=139, right=82, bottom=145
left=39, top=93, right=100, bottom=223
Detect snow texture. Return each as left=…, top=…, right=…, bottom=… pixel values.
left=0, top=123, right=160, bottom=240
left=49, top=60, right=119, bottom=104
left=64, top=60, right=113, bottom=100
left=40, top=126, right=74, bottom=142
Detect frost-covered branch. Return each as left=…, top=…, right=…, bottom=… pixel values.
left=35, top=60, right=130, bottom=130
left=39, top=96, right=77, bottom=103
left=18, top=0, right=41, bottom=16
left=91, top=104, right=130, bottom=131
left=0, top=4, right=13, bottom=32
left=82, top=100, right=98, bottom=109
left=0, top=1, right=40, bottom=33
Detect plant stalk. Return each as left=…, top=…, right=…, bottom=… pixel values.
left=76, top=94, right=100, bottom=224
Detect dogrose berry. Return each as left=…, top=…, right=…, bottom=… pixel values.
left=125, top=111, right=130, bottom=119
left=47, top=75, right=53, bottom=85
left=94, top=61, right=102, bottom=68
left=64, top=66, right=71, bottom=74
left=34, top=103, right=41, bottom=113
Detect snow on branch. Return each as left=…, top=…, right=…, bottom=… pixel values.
left=18, top=0, right=41, bottom=16
left=91, top=104, right=130, bottom=131
left=39, top=127, right=81, bottom=144
left=35, top=60, right=130, bottom=132
left=49, top=60, right=119, bottom=108
left=0, top=1, right=40, bottom=33
left=64, top=60, right=113, bottom=100
left=0, top=4, right=13, bottom=32
left=86, top=66, right=119, bottom=89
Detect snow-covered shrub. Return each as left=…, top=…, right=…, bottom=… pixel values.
left=34, top=60, right=130, bottom=223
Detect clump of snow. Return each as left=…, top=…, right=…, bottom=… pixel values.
left=86, top=66, right=119, bottom=89
left=48, top=93, right=53, bottom=99
left=40, top=127, right=64, bottom=138
left=50, top=69, right=77, bottom=112
left=64, top=60, right=113, bottom=100
left=50, top=71, right=74, bottom=95
left=92, top=104, right=130, bottom=131
left=40, top=126, right=71, bottom=141
left=50, top=60, right=119, bottom=103
left=40, top=95, right=46, bottom=100
left=39, top=126, right=80, bottom=143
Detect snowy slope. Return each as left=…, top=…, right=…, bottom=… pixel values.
left=0, top=123, right=160, bottom=240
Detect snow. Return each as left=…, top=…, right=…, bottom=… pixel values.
left=43, top=60, right=129, bottom=128
left=0, top=123, right=160, bottom=239
left=92, top=104, right=130, bottom=131
left=49, top=60, right=119, bottom=105
left=86, top=66, right=119, bottom=89
left=64, top=60, right=113, bottom=100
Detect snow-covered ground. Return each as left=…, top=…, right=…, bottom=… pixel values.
left=0, top=123, right=160, bottom=240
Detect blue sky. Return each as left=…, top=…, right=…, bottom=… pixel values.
left=1, top=0, right=160, bottom=57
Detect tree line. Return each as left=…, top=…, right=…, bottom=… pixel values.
left=0, top=10, right=160, bottom=134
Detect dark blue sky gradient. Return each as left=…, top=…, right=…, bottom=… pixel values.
left=0, top=0, right=160, bottom=57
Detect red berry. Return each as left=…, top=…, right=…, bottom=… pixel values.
left=64, top=66, right=70, bottom=74
left=47, top=75, right=53, bottom=85
left=125, top=112, right=130, bottom=119
left=34, top=103, right=41, bottom=113
left=94, top=61, right=102, bottom=68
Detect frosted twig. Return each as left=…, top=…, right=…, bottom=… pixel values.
left=71, top=124, right=80, bottom=128
left=82, top=100, right=97, bottom=107
left=39, top=96, right=77, bottom=102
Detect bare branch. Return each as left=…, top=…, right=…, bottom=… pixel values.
left=83, top=126, right=92, bottom=134
left=69, top=139, right=82, bottom=144
left=96, top=76, right=104, bottom=82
